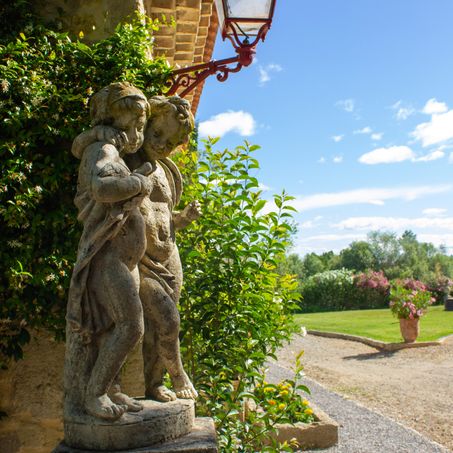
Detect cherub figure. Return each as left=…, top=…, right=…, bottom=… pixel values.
left=65, top=82, right=152, bottom=421
left=72, top=95, right=200, bottom=403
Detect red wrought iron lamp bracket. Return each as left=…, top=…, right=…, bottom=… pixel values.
left=165, top=22, right=270, bottom=98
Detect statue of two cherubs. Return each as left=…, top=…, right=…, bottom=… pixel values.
left=64, top=82, right=200, bottom=422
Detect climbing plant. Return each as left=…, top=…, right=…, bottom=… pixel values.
left=0, top=3, right=171, bottom=366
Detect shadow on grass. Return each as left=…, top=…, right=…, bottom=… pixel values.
left=342, top=350, right=398, bottom=361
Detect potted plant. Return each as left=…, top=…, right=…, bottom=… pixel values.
left=389, top=281, right=434, bottom=342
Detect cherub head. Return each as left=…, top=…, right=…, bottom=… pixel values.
left=142, top=96, right=194, bottom=160
left=90, top=82, right=150, bottom=154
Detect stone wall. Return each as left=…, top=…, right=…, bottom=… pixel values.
left=32, top=0, right=146, bottom=42
left=0, top=332, right=145, bottom=453
left=31, top=0, right=218, bottom=111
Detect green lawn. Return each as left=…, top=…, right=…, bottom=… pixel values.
left=295, top=305, right=453, bottom=343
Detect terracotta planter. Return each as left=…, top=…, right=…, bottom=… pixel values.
left=399, top=318, right=419, bottom=343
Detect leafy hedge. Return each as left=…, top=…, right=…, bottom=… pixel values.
left=0, top=7, right=171, bottom=365
left=299, top=269, right=390, bottom=313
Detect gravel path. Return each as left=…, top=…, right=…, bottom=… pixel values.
left=268, top=333, right=453, bottom=452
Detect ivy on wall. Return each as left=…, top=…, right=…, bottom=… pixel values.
left=0, top=2, right=171, bottom=366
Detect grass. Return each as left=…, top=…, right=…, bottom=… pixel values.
left=294, top=305, right=453, bottom=343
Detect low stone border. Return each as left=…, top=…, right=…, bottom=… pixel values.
left=269, top=403, right=338, bottom=450
left=308, top=330, right=453, bottom=351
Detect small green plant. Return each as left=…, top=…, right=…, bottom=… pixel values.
left=253, top=352, right=314, bottom=426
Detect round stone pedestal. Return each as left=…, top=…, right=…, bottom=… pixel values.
left=64, top=399, right=195, bottom=451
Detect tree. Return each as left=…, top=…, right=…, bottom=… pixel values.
left=339, top=241, right=375, bottom=272
left=303, top=253, right=326, bottom=277
left=367, top=231, right=402, bottom=278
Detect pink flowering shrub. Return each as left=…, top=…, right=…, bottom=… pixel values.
left=396, top=278, right=427, bottom=292
left=352, top=270, right=390, bottom=309
left=427, top=276, right=453, bottom=305
left=389, top=284, right=434, bottom=319
left=354, top=271, right=389, bottom=293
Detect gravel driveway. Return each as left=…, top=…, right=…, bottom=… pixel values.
left=271, top=333, right=453, bottom=452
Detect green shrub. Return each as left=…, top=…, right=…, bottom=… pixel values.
left=300, top=269, right=355, bottom=312
left=0, top=8, right=171, bottom=366
left=175, top=139, right=300, bottom=451
left=300, top=269, right=393, bottom=313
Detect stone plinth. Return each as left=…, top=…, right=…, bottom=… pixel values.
left=64, top=399, right=195, bottom=451
left=54, top=417, right=218, bottom=453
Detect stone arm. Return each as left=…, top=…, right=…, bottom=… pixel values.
left=91, top=145, right=152, bottom=203
left=172, top=201, right=201, bottom=230
left=72, top=126, right=127, bottom=159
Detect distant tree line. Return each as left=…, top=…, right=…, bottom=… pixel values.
left=279, top=230, right=453, bottom=293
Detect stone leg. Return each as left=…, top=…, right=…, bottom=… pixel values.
left=64, top=327, right=98, bottom=418
left=85, top=255, right=144, bottom=420
left=140, top=277, right=197, bottom=401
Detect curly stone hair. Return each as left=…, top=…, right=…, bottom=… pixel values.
left=90, top=82, right=150, bottom=126
left=148, top=95, right=194, bottom=146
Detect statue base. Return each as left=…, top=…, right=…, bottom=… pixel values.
left=54, top=417, right=217, bottom=453
left=62, top=399, right=197, bottom=451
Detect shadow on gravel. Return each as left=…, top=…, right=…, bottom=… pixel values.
left=343, top=350, right=397, bottom=361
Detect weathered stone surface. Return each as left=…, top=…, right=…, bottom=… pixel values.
left=65, top=83, right=152, bottom=425
left=64, top=399, right=195, bottom=451
left=271, top=404, right=339, bottom=450
left=33, top=0, right=145, bottom=41
left=54, top=417, right=217, bottom=452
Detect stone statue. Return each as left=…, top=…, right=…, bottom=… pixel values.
left=68, top=89, right=199, bottom=417
left=65, top=82, right=152, bottom=422
left=131, top=95, right=200, bottom=402
left=60, top=83, right=218, bottom=452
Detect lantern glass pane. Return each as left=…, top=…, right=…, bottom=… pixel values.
left=214, top=0, right=273, bottom=37
left=226, top=0, right=272, bottom=19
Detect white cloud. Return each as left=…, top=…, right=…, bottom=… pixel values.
left=318, top=156, right=326, bottom=164
left=449, top=152, right=453, bottom=164
left=391, top=100, right=416, bottom=121
left=291, top=185, right=452, bottom=212
left=422, top=98, right=448, bottom=115
left=300, top=233, right=366, bottom=242
left=422, top=208, right=447, bottom=217
left=358, top=146, right=415, bottom=165
left=258, top=63, right=282, bottom=86
left=336, top=99, right=355, bottom=113
left=333, top=155, right=343, bottom=164
left=412, top=109, right=453, bottom=147
left=258, top=182, right=272, bottom=191
left=371, top=132, right=383, bottom=141
left=417, top=234, right=453, bottom=250
left=414, top=149, right=445, bottom=162
left=199, top=111, right=256, bottom=137
left=332, top=135, right=344, bottom=142
left=354, top=126, right=372, bottom=135
left=335, top=216, right=453, bottom=231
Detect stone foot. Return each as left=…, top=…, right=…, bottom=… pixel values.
left=110, top=391, right=143, bottom=412
left=173, top=374, right=198, bottom=400
left=85, top=394, right=127, bottom=421
left=146, top=385, right=177, bottom=402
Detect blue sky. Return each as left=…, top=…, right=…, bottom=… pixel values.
left=196, top=0, right=453, bottom=256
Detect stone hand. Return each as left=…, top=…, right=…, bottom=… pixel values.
left=134, top=162, right=154, bottom=177
left=131, top=171, right=152, bottom=197
left=95, top=125, right=128, bottom=150
left=182, top=200, right=201, bottom=221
